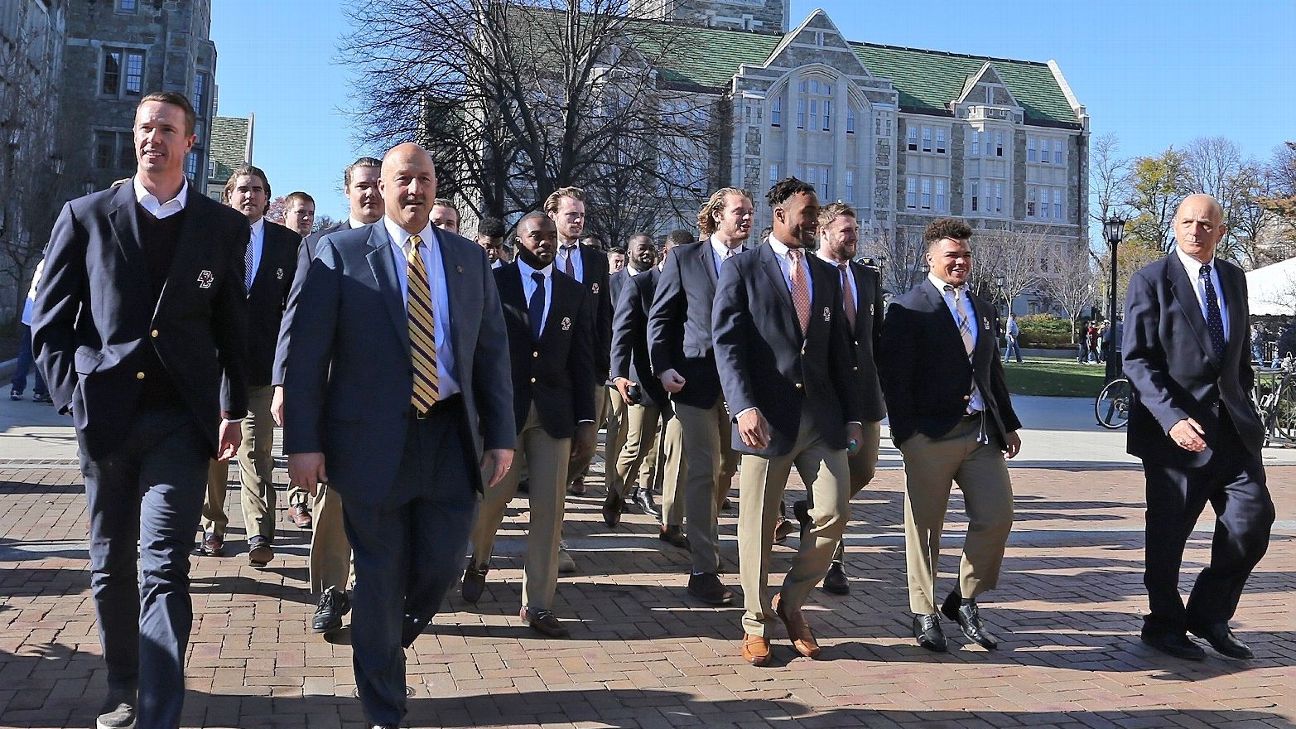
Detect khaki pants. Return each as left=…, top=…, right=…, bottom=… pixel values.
left=569, top=384, right=611, bottom=484
left=738, top=408, right=850, bottom=637
left=309, top=483, right=353, bottom=594
left=675, top=400, right=738, bottom=575
left=203, top=385, right=275, bottom=541
left=613, top=402, right=661, bottom=498
left=470, top=406, right=571, bottom=611
left=654, top=410, right=686, bottom=528
left=898, top=416, right=1014, bottom=615
left=834, top=420, right=882, bottom=562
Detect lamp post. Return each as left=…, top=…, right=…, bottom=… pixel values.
left=1103, top=216, right=1126, bottom=382
left=994, top=274, right=1006, bottom=318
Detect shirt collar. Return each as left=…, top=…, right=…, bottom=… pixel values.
left=1175, top=245, right=1216, bottom=277
left=249, top=217, right=265, bottom=240
left=347, top=216, right=371, bottom=230
left=767, top=233, right=803, bottom=258
left=929, top=273, right=962, bottom=295
left=132, top=175, right=188, bottom=210
left=517, top=255, right=552, bottom=280
left=383, top=216, right=434, bottom=254
left=709, top=234, right=742, bottom=260
left=558, top=238, right=581, bottom=252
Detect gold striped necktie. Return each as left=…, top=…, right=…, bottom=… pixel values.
left=406, top=235, right=440, bottom=412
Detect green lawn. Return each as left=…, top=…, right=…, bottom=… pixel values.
left=1001, top=358, right=1109, bottom=397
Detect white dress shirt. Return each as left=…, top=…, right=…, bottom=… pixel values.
left=1175, top=246, right=1230, bottom=342
left=347, top=216, right=371, bottom=231
left=516, top=256, right=554, bottom=334
left=133, top=176, right=188, bottom=219
left=383, top=218, right=460, bottom=399
left=929, top=273, right=985, bottom=413
left=556, top=240, right=585, bottom=283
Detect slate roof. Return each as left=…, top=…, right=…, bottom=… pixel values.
left=209, top=116, right=250, bottom=184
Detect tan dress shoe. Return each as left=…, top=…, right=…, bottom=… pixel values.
left=773, top=593, right=821, bottom=658
left=741, top=633, right=772, bottom=666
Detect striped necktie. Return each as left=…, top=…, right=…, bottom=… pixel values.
left=406, top=235, right=440, bottom=412
left=838, top=263, right=856, bottom=331
left=243, top=237, right=254, bottom=292
left=944, top=285, right=975, bottom=357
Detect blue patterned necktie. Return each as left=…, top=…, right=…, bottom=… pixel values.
left=1200, top=264, right=1226, bottom=359
left=528, top=271, right=546, bottom=340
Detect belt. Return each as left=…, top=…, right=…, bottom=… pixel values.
left=411, top=393, right=463, bottom=420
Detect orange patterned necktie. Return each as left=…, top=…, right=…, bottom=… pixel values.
left=406, top=235, right=440, bottom=412
left=788, top=248, right=811, bottom=334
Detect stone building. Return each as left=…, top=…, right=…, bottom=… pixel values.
left=59, top=0, right=217, bottom=197
left=206, top=114, right=254, bottom=200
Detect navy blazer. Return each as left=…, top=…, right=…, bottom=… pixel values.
left=32, top=181, right=249, bottom=459
left=609, top=267, right=630, bottom=310
left=244, top=220, right=299, bottom=387
left=281, top=223, right=515, bottom=504
left=1123, top=254, right=1262, bottom=467
left=712, top=242, right=864, bottom=457
left=844, top=259, right=887, bottom=423
left=271, top=219, right=355, bottom=387
left=495, top=262, right=596, bottom=438
left=569, top=244, right=611, bottom=378
left=647, top=240, right=729, bottom=410
left=877, top=280, right=1020, bottom=448
left=611, top=267, right=668, bottom=409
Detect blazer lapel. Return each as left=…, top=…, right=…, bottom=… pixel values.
left=108, top=182, right=144, bottom=267
left=921, top=282, right=966, bottom=354
left=1166, top=256, right=1220, bottom=367
left=432, top=228, right=470, bottom=361
left=153, top=195, right=216, bottom=323
left=366, top=225, right=410, bottom=354
left=696, top=242, right=719, bottom=295
left=1222, top=262, right=1248, bottom=364
left=759, top=243, right=796, bottom=312
left=498, top=263, right=529, bottom=336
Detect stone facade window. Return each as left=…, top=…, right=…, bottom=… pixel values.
left=100, top=48, right=144, bottom=97
left=116, top=0, right=138, bottom=13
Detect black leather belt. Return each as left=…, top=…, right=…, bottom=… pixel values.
left=412, top=393, right=463, bottom=419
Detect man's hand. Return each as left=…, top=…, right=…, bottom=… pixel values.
left=570, top=422, right=597, bottom=464
left=480, top=448, right=514, bottom=489
left=270, top=386, right=285, bottom=427
left=846, top=422, right=865, bottom=455
left=1004, top=430, right=1022, bottom=459
left=288, top=452, right=328, bottom=497
left=1169, top=417, right=1207, bottom=453
left=216, top=419, right=242, bottom=461
left=737, top=408, right=770, bottom=449
left=613, top=377, right=636, bottom=403
left=659, top=368, right=686, bottom=394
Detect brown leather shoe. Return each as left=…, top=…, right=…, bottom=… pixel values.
left=773, top=593, right=821, bottom=659
left=248, top=540, right=274, bottom=568
left=658, top=525, right=690, bottom=550
left=287, top=504, right=313, bottom=529
left=773, top=517, right=795, bottom=543
left=741, top=633, right=772, bottom=666
left=520, top=607, right=570, bottom=638
left=567, top=478, right=586, bottom=496
left=197, top=531, right=224, bottom=557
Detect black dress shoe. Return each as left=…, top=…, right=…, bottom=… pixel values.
left=461, top=564, right=487, bottom=604
left=821, top=562, right=849, bottom=595
left=687, top=572, right=733, bottom=605
left=939, top=591, right=998, bottom=650
left=312, top=589, right=351, bottom=633
left=1140, top=629, right=1206, bottom=661
left=1189, top=623, right=1253, bottom=659
left=913, top=613, right=947, bottom=652
left=602, top=492, right=624, bottom=528
left=96, top=686, right=137, bottom=729
left=659, top=525, right=690, bottom=549
left=633, top=488, right=660, bottom=520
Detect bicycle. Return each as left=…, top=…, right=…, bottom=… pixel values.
left=1094, top=377, right=1131, bottom=429
left=1253, top=359, right=1296, bottom=446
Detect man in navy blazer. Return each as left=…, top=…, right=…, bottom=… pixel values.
left=713, top=178, right=865, bottom=667
left=878, top=218, right=1021, bottom=654
left=200, top=164, right=300, bottom=566
left=648, top=188, right=755, bottom=606
left=463, top=212, right=596, bottom=638
left=283, top=143, right=513, bottom=729
left=1123, top=194, right=1274, bottom=661
left=33, top=91, right=248, bottom=729
left=271, top=156, right=384, bottom=634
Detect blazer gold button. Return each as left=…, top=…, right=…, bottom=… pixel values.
left=136, top=371, right=146, bottom=380
left=853, top=366, right=859, bottom=371
left=530, top=377, right=537, bottom=383
left=532, top=351, right=539, bottom=358
left=795, top=382, right=803, bottom=390
left=150, top=329, right=159, bottom=338
left=963, top=395, right=971, bottom=401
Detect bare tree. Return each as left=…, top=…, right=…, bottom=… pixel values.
left=1089, top=132, right=1129, bottom=230
left=340, top=0, right=711, bottom=245
left=313, top=214, right=338, bottom=233
left=973, top=228, right=1046, bottom=315
left=859, top=226, right=927, bottom=296
left=1040, top=244, right=1098, bottom=342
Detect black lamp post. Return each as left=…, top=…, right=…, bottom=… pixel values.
left=994, top=274, right=1006, bottom=318
left=1103, top=215, right=1126, bottom=382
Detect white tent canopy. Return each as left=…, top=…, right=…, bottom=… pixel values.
left=1246, top=257, right=1296, bottom=317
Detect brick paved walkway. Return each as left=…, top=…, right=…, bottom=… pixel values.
left=1, top=455, right=1293, bottom=728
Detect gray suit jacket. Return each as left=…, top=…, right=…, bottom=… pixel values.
left=281, top=222, right=514, bottom=504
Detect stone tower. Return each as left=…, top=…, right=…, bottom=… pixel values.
left=629, top=0, right=789, bottom=34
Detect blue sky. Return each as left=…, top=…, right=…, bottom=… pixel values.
left=210, top=0, right=1296, bottom=221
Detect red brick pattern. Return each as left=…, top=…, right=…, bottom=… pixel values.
left=1, top=463, right=1292, bottom=728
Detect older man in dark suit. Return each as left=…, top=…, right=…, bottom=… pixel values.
left=283, top=143, right=513, bottom=729
left=811, top=202, right=886, bottom=595
left=199, top=164, right=299, bottom=566
left=33, top=91, right=248, bottom=729
left=713, top=178, right=864, bottom=667
left=1124, top=194, right=1274, bottom=661
left=878, top=218, right=1021, bottom=654
left=462, top=212, right=596, bottom=638
left=272, top=156, right=384, bottom=634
